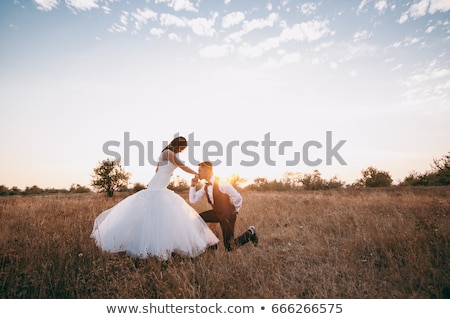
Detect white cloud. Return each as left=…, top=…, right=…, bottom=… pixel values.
left=109, top=23, right=127, bottom=33
left=400, top=77, right=450, bottom=107
left=357, top=0, right=371, bottom=14
left=407, top=0, right=430, bottom=19
left=348, top=43, right=378, bottom=59
left=385, top=35, right=423, bottom=51
left=188, top=13, right=218, bottom=37
left=160, top=13, right=187, bottom=27
left=155, top=0, right=198, bottom=12
left=225, top=13, right=279, bottom=43
left=66, top=0, right=100, bottom=11
left=168, top=32, right=182, bottom=42
left=131, top=8, right=158, bottom=31
left=353, top=29, right=373, bottom=42
left=313, top=41, right=334, bottom=52
left=330, top=42, right=378, bottom=64
left=149, top=28, right=165, bottom=37
left=227, top=20, right=333, bottom=60
left=398, top=60, right=450, bottom=107
left=120, top=12, right=129, bottom=26
left=109, top=11, right=129, bottom=33
left=101, top=5, right=111, bottom=14
left=33, top=0, right=58, bottom=11
left=300, top=2, right=318, bottom=15
left=391, top=41, right=402, bottom=48
left=398, top=0, right=450, bottom=24
left=244, top=12, right=279, bottom=32
left=404, top=36, right=421, bottom=46
left=258, top=37, right=282, bottom=51
left=374, top=0, right=388, bottom=14
left=398, top=14, right=409, bottom=24
left=429, top=0, right=450, bottom=13
left=280, top=20, right=334, bottom=42
left=222, top=11, right=245, bottom=29
left=410, top=67, right=450, bottom=83
left=160, top=12, right=218, bottom=37
left=226, top=37, right=280, bottom=59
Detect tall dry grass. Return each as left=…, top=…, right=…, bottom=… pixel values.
left=0, top=187, right=449, bottom=298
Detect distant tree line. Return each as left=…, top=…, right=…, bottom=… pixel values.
left=0, top=182, right=143, bottom=197
left=0, top=184, right=92, bottom=196
left=243, top=152, right=448, bottom=191
left=399, top=152, right=450, bottom=186
left=245, top=170, right=345, bottom=191
left=1, top=152, right=448, bottom=197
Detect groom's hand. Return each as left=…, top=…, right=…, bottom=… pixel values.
left=191, top=175, right=199, bottom=187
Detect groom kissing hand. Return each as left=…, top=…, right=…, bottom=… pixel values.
left=189, top=161, right=258, bottom=251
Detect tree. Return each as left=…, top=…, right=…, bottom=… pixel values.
left=299, top=170, right=344, bottom=190
left=281, top=172, right=303, bottom=189
left=400, top=152, right=450, bottom=186
left=247, top=177, right=286, bottom=191
left=357, top=166, right=392, bottom=187
left=430, top=152, right=450, bottom=185
left=301, top=170, right=325, bottom=190
left=400, top=170, right=428, bottom=186
left=227, top=174, right=247, bottom=190
left=90, top=158, right=130, bottom=197
left=69, top=184, right=91, bottom=193
left=23, top=185, right=44, bottom=195
left=0, top=185, right=8, bottom=196
left=167, top=175, right=189, bottom=192
left=432, top=152, right=450, bottom=171
left=132, top=182, right=147, bottom=193
left=9, top=186, right=21, bottom=196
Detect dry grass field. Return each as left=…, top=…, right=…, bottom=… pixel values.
left=1, top=187, right=449, bottom=299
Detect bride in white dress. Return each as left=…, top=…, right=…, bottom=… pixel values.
left=91, top=137, right=219, bottom=260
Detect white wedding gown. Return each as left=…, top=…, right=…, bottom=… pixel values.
left=90, top=155, right=219, bottom=260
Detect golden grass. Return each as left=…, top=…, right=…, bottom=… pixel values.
left=1, top=187, right=449, bottom=298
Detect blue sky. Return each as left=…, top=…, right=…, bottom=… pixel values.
left=0, top=0, right=449, bottom=189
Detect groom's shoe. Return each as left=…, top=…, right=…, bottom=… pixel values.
left=248, top=226, right=258, bottom=247
left=208, top=244, right=218, bottom=251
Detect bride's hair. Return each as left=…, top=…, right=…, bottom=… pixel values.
left=162, top=136, right=188, bottom=153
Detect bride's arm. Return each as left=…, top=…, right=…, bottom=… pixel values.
left=167, top=150, right=197, bottom=175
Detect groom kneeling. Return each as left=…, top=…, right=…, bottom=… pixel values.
left=189, top=161, right=258, bottom=251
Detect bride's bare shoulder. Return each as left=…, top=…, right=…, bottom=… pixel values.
left=159, top=149, right=175, bottom=161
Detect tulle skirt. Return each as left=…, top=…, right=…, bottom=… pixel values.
left=91, top=188, right=219, bottom=260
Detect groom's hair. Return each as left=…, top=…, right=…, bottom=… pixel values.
left=199, top=161, right=213, bottom=169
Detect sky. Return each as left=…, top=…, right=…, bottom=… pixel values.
left=0, top=0, right=449, bottom=189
